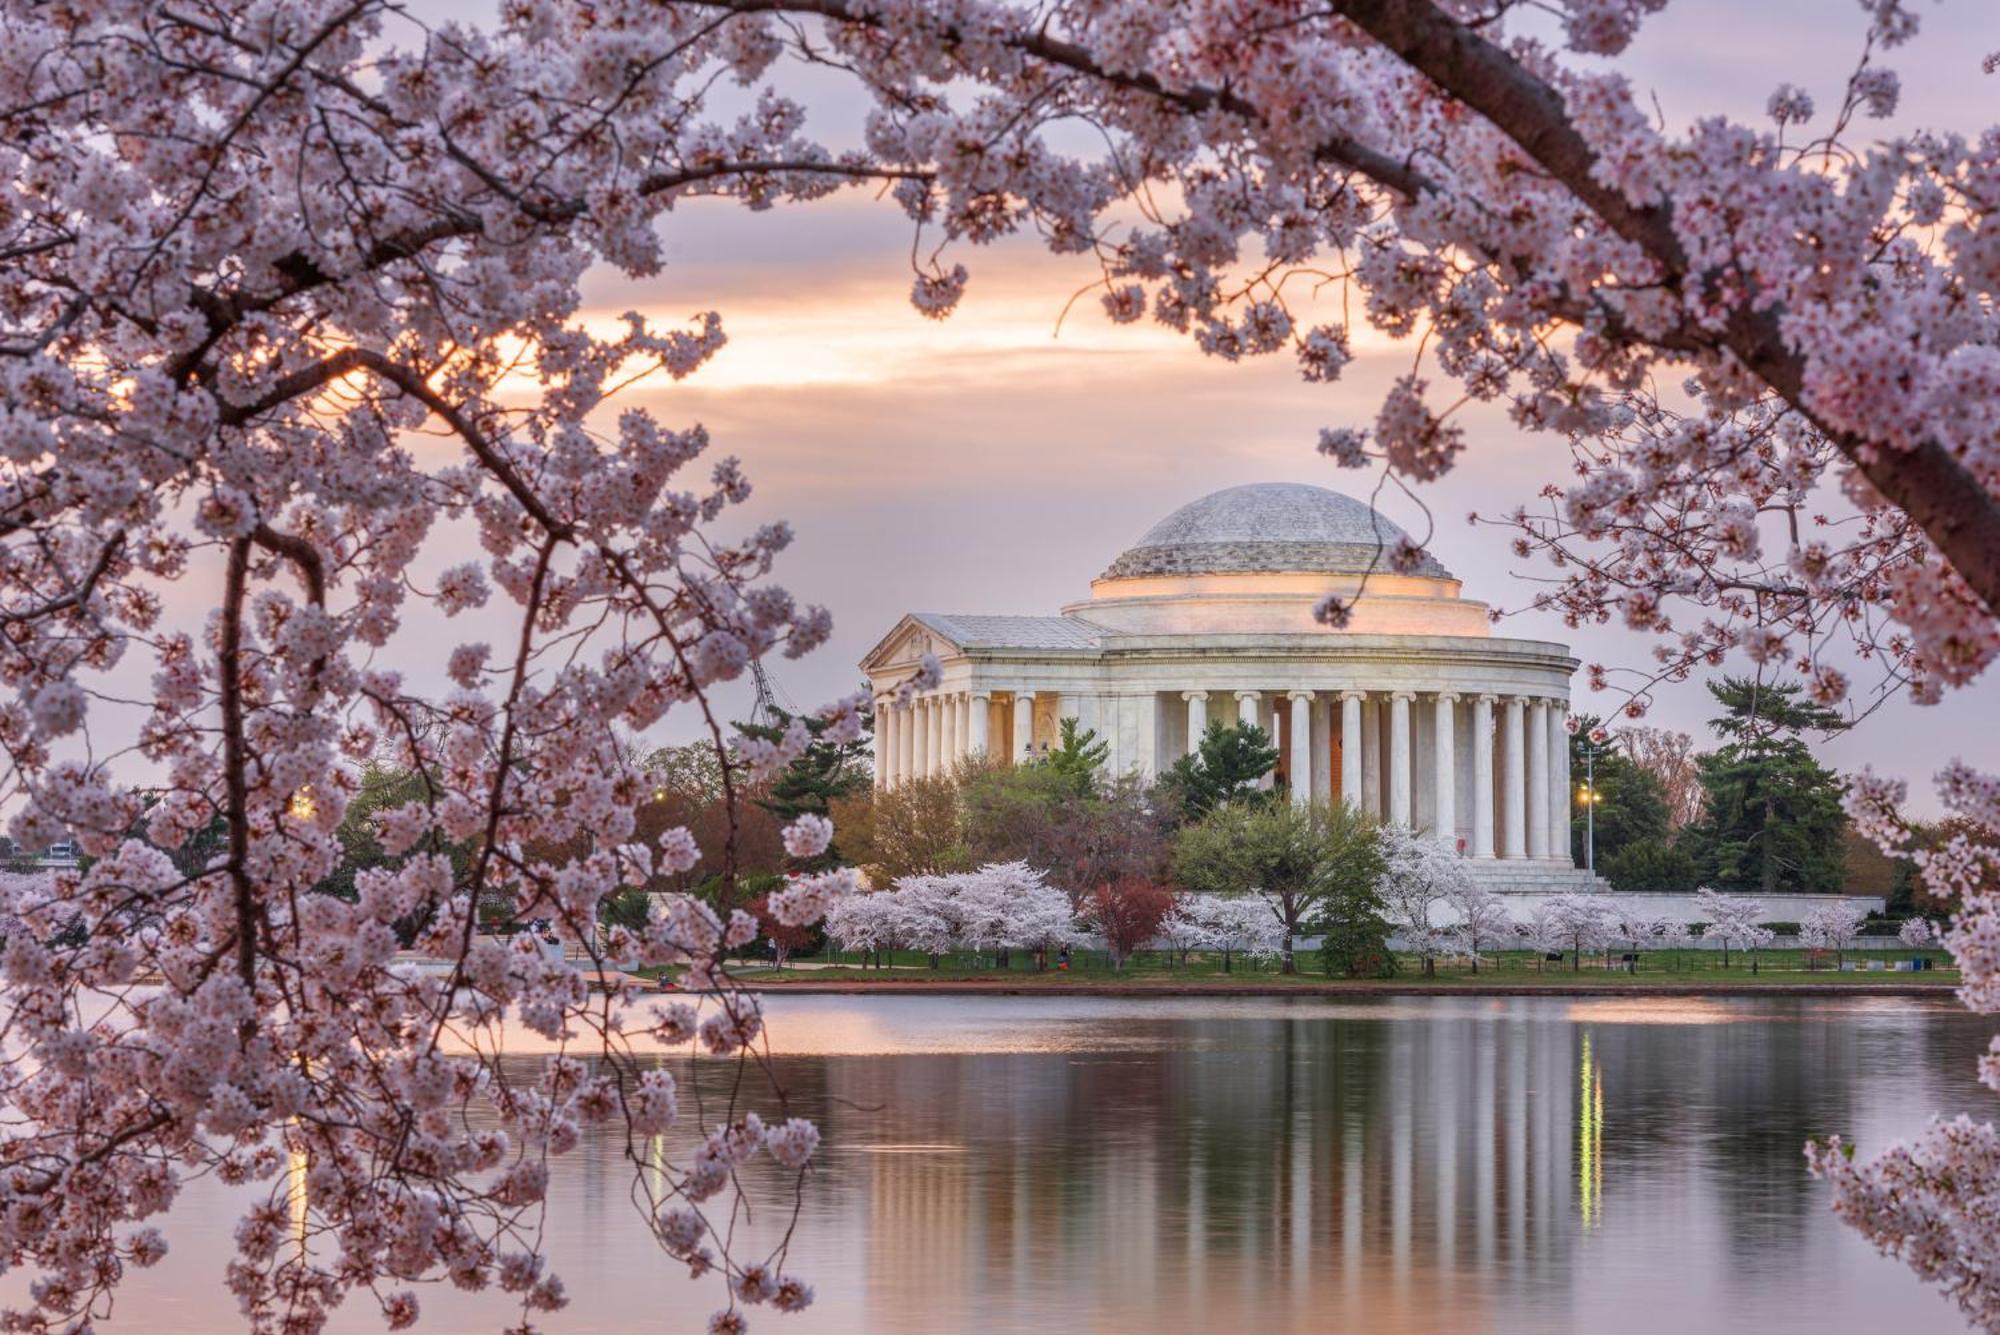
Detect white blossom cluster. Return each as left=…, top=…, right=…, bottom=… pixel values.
left=824, top=863, right=1086, bottom=959
left=1153, top=893, right=1287, bottom=964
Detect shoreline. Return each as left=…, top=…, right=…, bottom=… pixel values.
left=737, top=978, right=1963, bottom=999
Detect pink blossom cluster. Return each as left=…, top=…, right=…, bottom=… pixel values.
left=0, top=1, right=897, bottom=1328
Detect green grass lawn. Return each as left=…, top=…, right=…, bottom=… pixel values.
left=729, top=946, right=1958, bottom=987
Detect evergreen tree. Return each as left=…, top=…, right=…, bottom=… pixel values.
left=1683, top=678, right=1851, bottom=894
left=1314, top=819, right=1398, bottom=979
left=734, top=702, right=874, bottom=871
left=1159, top=720, right=1279, bottom=820
left=315, top=764, right=478, bottom=939
left=1042, top=718, right=1109, bottom=797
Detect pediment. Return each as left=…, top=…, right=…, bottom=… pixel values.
left=859, top=615, right=960, bottom=675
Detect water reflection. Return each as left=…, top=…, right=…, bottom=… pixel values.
left=9, top=995, right=1988, bottom=1333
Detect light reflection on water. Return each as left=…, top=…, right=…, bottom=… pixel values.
left=8, top=994, right=1988, bottom=1334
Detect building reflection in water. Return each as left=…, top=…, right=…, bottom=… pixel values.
left=733, top=996, right=1973, bottom=1335
left=4, top=996, right=1978, bottom=1334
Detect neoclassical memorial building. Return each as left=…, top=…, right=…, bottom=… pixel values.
left=862, top=482, right=1602, bottom=891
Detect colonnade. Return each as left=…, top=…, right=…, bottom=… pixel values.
left=874, top=691, right=992, bottom=789
left=875, top=686, right=1573, bottom=863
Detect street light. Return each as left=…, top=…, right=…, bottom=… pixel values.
left=1575, top=736, right=1605, bottom=874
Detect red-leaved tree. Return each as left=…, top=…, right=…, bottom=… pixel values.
left=1089, top=877, right=1176, bottom=970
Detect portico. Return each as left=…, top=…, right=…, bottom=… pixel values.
left=862, top=483, right=1591, bottom=884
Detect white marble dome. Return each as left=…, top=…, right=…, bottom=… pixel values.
left=1099, top=482, right=1450, bottom=579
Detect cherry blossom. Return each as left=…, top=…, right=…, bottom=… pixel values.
left=1377, top=825, right=1470, bottom=974
left=11, top=0, right=2000, bottom=1321
left=0, top=2, right=924, bottom=1328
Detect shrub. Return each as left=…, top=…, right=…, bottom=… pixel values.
left=1600, top=840, right=1701, bottom=893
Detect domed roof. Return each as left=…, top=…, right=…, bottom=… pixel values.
left=1099, top=482, right=1451, bottom=580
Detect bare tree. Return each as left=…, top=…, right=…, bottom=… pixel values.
left=1617, top=726, right=1705, bottom=830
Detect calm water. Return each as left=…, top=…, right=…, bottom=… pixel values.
left=28, top=994, right=1997, bottom=1333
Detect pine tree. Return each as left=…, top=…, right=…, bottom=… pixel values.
left=1684, top=678, right=1851, bottom=894
left=734, top=704, right=875, bottom=871
left=1159, top=720, right=1279, bottom=819
left=1042, top=717, right=1109, bottom=797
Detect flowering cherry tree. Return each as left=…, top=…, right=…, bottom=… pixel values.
left=1377, top=825, right=1468, bottom=976
left=1518, top=900, right=1570, bottom=974
left=1800, top=900, right=1870, bottom=967
left=1898, top=916, right=1937, bottom=951
left=1693, top=886, right=1765, bottom=968
left=1153, top=894, right=1214, bottom=968
left=849, top=863, right=1083, bottom=965
left=12, top=0, right=2000, bottom=1322
left=1158, top=892, right=1287, bottom=972
left=0, top=2, right=952, bottom=1329
left=1443, top=879, right=1512, bottom=973
left=1542, top=892, right=1615, bottom=972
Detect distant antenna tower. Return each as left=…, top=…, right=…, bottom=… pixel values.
left=748, top=658, right=798, bottom=729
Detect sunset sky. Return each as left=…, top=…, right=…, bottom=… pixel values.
left=495, top=0, right=2000, bottom=813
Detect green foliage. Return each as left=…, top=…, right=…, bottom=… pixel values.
left=1174, top=799, right=1381, bottom=974
left=1599, top=839, right=1701, bottom=893
left=1682, top=677, right=1851, bottom=894
left=599, top=887, right=653, bottom=932
left=1568, top=714, right=1672, bottom=867
left=734, top=700, right=874, bottom=870
left=1314, top=815, right=1397, bottom=979
left=959, top=760, right=1170, bottom=902
left=316, top=764, right=476, bottom=942
left=1042, top=718, right=1109, bottom=796
left=1159, top=720, right=1279, bottom=820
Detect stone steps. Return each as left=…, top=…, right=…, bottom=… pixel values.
left=1463, top=862, right=1611, bottom=894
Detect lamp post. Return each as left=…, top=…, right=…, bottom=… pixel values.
left=1576, top=735, right=1605, bottom=874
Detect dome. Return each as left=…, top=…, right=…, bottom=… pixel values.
left=1099, top=482, right=1451, bottom=581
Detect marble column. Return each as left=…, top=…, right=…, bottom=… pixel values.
left=1235, top=690, right=1260, bottom=727
left=1287, top=691, right=1315, bottom=807
left=1013, top=692, right=1034, bottom=764
left=1361, top=695, right=1383, bottom=818
left=951, top=693, right=969, bottom=770
left=1434, top=692, right=1458, bottom=849
left=1131, top=693, right=1158, bottom=779
left=1473, top=695, right=1496, bottom=858
left=897, top=701, right=916, bottom=787
left=1527, top=699, right=1551, bottom=859
left=875, top=701, right=892, bottom=790
left=1310, top=695, right=1333, bottom=803
left=1552, top=702, right=1572, bottom=867
left=1502, top=696, right=1526, bottom=859
left=910, top=697, right=928, bottom=779
left=1340, top=692, right=1364, bottom=810
left=1183, top=691, right=1208, bottom=755
left=1389, top=692, right=1413, bottom=826
left=969, top=692, right=990, bottom=759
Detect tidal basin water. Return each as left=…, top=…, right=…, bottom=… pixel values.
left=48, top=993, right=2000, bottom=1333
